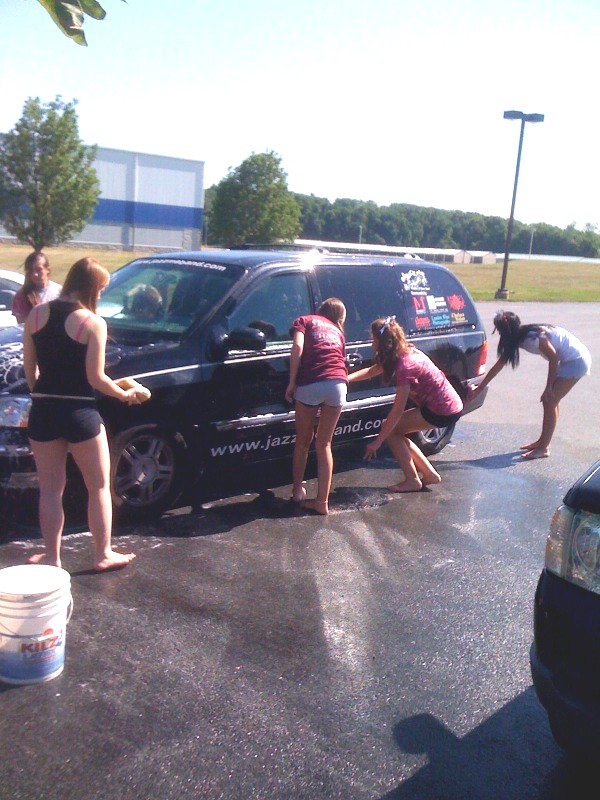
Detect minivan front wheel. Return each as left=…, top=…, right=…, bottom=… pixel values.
left=110, top=426, right=185, bottom=521
left=410, top=422, right=456, bottom=456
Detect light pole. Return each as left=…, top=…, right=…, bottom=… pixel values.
left=495, top=110, right=544, bottom=300
left=528, top=227, right=535, bottom=259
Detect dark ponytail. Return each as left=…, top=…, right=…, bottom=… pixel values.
left=493, top=310, right=548, bottom=369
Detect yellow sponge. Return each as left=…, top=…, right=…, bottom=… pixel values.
left=116, top=377, right=152, bottom=403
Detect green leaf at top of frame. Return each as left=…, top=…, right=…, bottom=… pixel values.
left=36, top=1, right=127, bottom=46
left=77, top=0, right=108, bottom=20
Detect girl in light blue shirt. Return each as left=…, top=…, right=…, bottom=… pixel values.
left=470, top=311, right=591, bottom=460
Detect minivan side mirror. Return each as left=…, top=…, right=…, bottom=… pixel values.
left=227, top=326, right=267, bottom=351
left=210, top=326, right=267, bottom=360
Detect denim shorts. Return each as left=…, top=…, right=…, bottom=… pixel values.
left=27, top=397, right=103, bottom=443
left=295, top=379, right=347, bottom=407
left=557, top=355, right=591, bottom=379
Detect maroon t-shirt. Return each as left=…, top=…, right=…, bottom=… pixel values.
left=290, top=315, right=347, bottom=386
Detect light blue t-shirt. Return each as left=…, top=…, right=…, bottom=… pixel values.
left=521, top=326, right=591, bottom=366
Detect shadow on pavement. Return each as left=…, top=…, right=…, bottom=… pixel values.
left=379, top=688, right=593, bottom=800
left=443, top=450, right=523, bottom=470
left=115, top=484, right=393, bottom=540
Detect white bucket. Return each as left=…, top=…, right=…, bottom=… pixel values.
left=0, top=564, right=72, bottom=685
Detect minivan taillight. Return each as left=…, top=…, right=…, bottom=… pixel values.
left=476, top=340, right=488, bottom=376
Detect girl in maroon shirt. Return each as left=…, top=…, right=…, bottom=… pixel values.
left=286, top=298, right=347, bottom=514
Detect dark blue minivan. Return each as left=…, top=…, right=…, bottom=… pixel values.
left=0, top=250, right=488, bottom=522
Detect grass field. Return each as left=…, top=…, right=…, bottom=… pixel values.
left=1, top=242, right=598, bottom=302
left=0, top=243, right=156, bottom=283
left=450, top=259, right=600, bottom=302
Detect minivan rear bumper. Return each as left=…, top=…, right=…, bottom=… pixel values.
left=461, top=379, right=488, bottom=416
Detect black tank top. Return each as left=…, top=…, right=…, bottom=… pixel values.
left=32, top=300, right=94, bottom=399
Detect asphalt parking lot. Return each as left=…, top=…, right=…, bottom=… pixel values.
left=0, top=303, right=598, bottom=800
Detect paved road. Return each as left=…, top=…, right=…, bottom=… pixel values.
left=0, top=303, right=599, bottom=800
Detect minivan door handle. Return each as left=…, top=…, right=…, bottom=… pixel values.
left=346, top=352, right=364, bottom=369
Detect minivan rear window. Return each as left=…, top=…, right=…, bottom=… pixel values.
left=396, top=265, right=478, bottom=333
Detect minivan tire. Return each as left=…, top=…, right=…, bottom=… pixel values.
left=411, top=423, right=456, bottom=456
left=110, top=425, right=185, bottom=521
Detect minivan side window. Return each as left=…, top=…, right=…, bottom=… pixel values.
left=227, top=273, right=312, bottom=343
left=313, top=265, right=405, bottom=343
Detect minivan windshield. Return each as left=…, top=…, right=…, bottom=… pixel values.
left=98, top=258, right=243, bottom=341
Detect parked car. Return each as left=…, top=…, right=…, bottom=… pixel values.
left=530, top=459, right=600, bottom=761
left=0, top=249, right=488, bottom=521
left=0, top=269, right=24, bottom=329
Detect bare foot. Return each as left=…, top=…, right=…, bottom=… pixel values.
left=301, top=499, right=329, bottom=515
left=291, top=485, right=307, bottom=503
left=420, top=469, right=442, bottom=486
left=521, top=447, right=550, bottom=460
left=94, top=551, right=136, bottom=572
left=520, top=440, right=541, bottom=451
left=28, top=553, right=61, bottom=568
left=388, top=478, right=423, bottom=493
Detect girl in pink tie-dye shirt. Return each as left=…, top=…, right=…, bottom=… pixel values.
left=348, top=316, right=463, bottom=492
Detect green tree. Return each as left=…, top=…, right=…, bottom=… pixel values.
left=208, top=152, right=301, bottom=247
left=294, top=193, right=331, bottom=240
left=35, top=0, right=125, bottom=46
left=290, top=192, right=600, bottom=258
left=0, top=96, right=100, bottom=250
left=325, top=199, right=365, bottom=242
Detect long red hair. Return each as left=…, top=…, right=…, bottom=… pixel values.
left=61, top=257, right=109, bottom=313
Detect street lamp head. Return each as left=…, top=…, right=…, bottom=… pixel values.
left=503, top=110, right=544, bottom=123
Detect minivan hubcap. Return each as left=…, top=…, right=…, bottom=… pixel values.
left=115, top=433, right=176, bottom=505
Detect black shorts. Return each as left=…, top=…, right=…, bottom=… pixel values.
left=420, top=405, right=462, bottom=428
left=27, top=397, right=103, bottom=444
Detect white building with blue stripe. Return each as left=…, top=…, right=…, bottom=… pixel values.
left=76, top=147, right=205, bottom=250
left=0, top=146, right=205, bottom=251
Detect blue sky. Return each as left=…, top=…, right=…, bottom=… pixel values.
left=2, top=0, right=599, bottom=231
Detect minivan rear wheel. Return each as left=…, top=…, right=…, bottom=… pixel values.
left=411, top=422, right=456, bottom=456
left=110, top=426, right=185, bottom=521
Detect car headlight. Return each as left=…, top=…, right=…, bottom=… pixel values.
left=0, top=396, right=32, bottom=428
left=545, top=504, right=600, bottom=595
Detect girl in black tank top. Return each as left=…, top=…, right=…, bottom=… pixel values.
left=23, top=257, right=138, bottom=573
left=31, top=300, right=94, bottom=399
